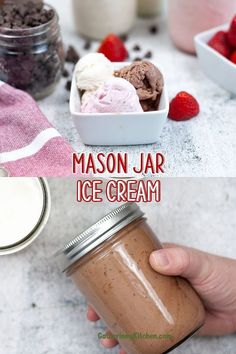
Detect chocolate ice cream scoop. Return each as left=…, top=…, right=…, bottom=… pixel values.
left=116, top=61, right=164, bottom=112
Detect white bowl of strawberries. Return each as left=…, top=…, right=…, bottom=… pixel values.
left=194, top=15, right=236, bottom=95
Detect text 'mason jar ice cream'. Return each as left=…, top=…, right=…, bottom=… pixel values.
left=57, top=203, right=205, bottom=354
left=168, top=0, right=236, bottom=54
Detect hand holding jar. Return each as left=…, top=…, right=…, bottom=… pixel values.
left=89, top=244, right=236, bottom=352
left=58, top=204, right=206, bottom=354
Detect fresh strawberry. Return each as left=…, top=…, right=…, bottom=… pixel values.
left=168, top=92, right=200, bottom=121
left=98, top=33, right=128, bottom=62
left=208, top=31, right=232, bottom=58
left=227, top=15, right=236, bottom=48
left=230, top=51, right=236, bottom=64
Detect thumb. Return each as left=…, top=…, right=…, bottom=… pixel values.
left=149, top=244, right=213, bottom=285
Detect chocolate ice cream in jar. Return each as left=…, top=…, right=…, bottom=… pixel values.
left=0, top=1, right=64, bottom=99
left=58, top=203, right=205, bottom=354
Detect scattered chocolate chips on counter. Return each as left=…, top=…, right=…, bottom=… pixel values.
left=63, top=45, right=82, bottom=93
left=65, top=80, right=72, bottom=92
left=65, top=45, right=80, bottom=64
left=149, top=25, right=159, bottom=35
left=133, top=44, right=141, bottom=51
left=63, top=44, right=81, bottom=94
left=0, top=1, right=54, bottom=29
left=84, top=40, right=91, bottom=50
left=62, top=68, right=70, bottom=78
left=134, top=57, right=142, bottom=62
left=144, top=51, right=153, bottom=59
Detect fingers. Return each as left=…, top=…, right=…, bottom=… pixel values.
left=86, top=307, right=119, bottom=348
left=149, top=246, right=213, bottom=285
left=100, top=330, right=119, bottom=348
left=197, top=312, right=235, bottom=336
left=87, top=305, right=100, bottom=322
left=119, top=349, right=126, bottom=354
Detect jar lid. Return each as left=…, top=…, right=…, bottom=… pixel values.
left=0, top=177, right=51, bottom=255
left=57, top=203, right=144, bottom=273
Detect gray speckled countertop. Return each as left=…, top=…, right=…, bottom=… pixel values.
left=36, top=0, right=236, bottom=178
left=0, top=178, right=236, bottom=354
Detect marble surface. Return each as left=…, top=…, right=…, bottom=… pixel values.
left=36, top=0, right=236, bottom=178
left=0, top=178, right=236, bottom=354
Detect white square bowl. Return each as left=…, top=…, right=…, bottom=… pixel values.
left=70, top=62, right=169, bottom=146
left=194, top=24, right=236, bottom=95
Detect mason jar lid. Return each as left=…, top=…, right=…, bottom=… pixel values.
left=57, top=203, right=144, bottom=273
left=0, top=178, right=51, bottom=255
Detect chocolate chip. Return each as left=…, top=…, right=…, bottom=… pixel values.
left=84, top=40, right=91, bottom=50
left=36, top=3, right=44, bottom=12
left=18, top=6, right=28, bottom=18
left=144, top=51, right=153, bottom=59
left=65, top=80, right=72, bottom=91
left=133, top=44, right=141, bottom=51
left=0, top=16, right=5, bottom=26
left=149, top=25, right=159, bottom=35
left=134, top=57, right=142, bottom=62
left=65, top=46, right=80, bottom=64
left=48, top=9, right=54, bottom=18
left=62, top=68, right=70, bottom=78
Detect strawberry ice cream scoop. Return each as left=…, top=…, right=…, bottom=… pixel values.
left=81, top=77, right=143, bottom=113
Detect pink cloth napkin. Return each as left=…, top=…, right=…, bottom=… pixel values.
left=0, top=81, right=75, bottom=177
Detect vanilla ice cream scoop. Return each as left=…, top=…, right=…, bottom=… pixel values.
left=75, top=53, right=114, bottom=91
left=81, top=77, right=143, bottom=113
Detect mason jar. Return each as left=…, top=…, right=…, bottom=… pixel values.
left=72, top=0, right=137, bottom=40
left=0, top=177, right=51, bottom=255
left=57, top=203, right=205, bottom=354
left=168, top=0, right=236, bottom=54
left=0, top=4, right=64, bottom=99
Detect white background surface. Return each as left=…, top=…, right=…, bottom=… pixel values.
left=0, top=178, right=236, bottom=354
left=37, top=0, right=236, bottom=178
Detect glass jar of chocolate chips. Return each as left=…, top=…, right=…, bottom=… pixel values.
left=0, top=1, right=64, bottom=99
